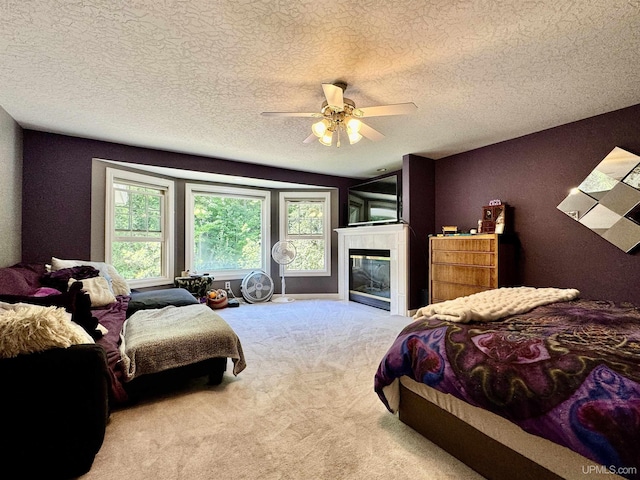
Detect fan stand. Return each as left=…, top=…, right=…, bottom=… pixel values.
left=272, top=265, right=294, bottom=303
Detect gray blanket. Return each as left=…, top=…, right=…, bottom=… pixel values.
left=120, top=304, right=246, bottom=381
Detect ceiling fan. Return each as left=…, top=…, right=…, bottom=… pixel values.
left=261, top=82, right=417, bottom=147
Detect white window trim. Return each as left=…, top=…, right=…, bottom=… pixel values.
left=105, top=167, right=175, bottom=288
left=279, top=191, right=331, bottom=277
left=185, top=183, right=271, bottom=281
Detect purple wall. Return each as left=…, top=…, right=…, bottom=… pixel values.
left=403, top=154, right=436, bottom=309
left=21, top=131, right=355, bottom=293
left=434, top=104, right=640, bottom=304
left=21, top=103, right=640, bottom=303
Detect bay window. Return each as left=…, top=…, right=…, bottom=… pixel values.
left=105, top=168, right=174, bottom=287
left=185, top=184, right=271, bottom=280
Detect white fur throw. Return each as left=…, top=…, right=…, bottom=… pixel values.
left=0, top=303, right=94, bottom=358
left=413, top=287, right=580, bottom=323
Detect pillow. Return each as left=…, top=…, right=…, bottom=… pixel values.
left=127, top=288, right=199, bottom=317
left=69, top=277, right=116, bottom=307
left=41, top=265, right=101, bottom=292
left=0, top=303, right=94, bottom=359
left=50, top=258, right=132, bottom=297
left=0, top=263, right=47, bottom=296
left=51, top=257, right=114, bottom=293
left=0, top=282, right=101, bottom=339
left=31, top=287, right=62, bottom=297
left=106, top=264, right=131, bottom=296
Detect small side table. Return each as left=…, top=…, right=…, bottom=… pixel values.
left=174, top=275, right=214, bottom=300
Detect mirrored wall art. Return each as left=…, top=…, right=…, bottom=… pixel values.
left=557, top=147, right=640, bottom=253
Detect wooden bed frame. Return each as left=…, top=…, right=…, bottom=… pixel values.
left=398, top=383, right=563, bottom=480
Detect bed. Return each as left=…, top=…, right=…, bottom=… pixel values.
left=0, top=262, right=246, bottom=478
left=95, top=289, right=246, bottom=405
left=0, top=261, right=246, bottom=406
left=374, top=288, right=640, bottom=480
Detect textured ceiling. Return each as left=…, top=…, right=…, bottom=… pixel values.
left=1, top=1, right=640, bottom=178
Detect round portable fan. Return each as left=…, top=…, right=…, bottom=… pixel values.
left=271, top=241, right=297, bottom=303
left=241, top=270, right=274, bottom=303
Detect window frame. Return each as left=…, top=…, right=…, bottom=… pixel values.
left=105, top=167, right=175, bottom=288
left=185, top=183, right=271, bottom=281
left=279, top=191, right=331, bottom=277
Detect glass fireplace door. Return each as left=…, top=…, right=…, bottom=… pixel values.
left=349, top=249, right=391, bottom=311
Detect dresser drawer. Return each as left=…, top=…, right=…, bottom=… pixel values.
left=430, top=237, right=495, bottom=253
left=431, top=282, right=490, bottom=303
left=431, top=250, right=494, bottom=266
left=431, top=264, right=495, bottom=288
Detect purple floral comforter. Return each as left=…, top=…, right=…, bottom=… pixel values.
left=375, top=299, right=640, bottom=477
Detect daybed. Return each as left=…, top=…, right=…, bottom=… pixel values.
left=0, top=261, right=245, bottom=479
left=375, top=287, right=640, bottom=480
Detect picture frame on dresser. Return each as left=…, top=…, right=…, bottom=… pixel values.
left=480, top=204, right=507, bottom=234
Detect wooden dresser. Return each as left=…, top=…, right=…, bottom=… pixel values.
left=428, top=234, right=516, bottom=304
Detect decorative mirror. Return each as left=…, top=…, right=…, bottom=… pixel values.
left=557, top=147, right=640, bottom=253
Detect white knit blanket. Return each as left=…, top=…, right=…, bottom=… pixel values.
left=413, top=287, right=580, bottom=323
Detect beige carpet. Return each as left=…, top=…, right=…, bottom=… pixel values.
left=81, top=300, right=484, bottom=480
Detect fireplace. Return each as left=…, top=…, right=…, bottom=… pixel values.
left=349, top=249, right=391, bottom=311
left=335, top=224, right=409, bottom=316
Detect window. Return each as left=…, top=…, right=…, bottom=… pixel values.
left=105, top=168, right=174, bottom=287
left=279, top=191, right=331, bottom=276
left=185, top=184, right=271, bottom=280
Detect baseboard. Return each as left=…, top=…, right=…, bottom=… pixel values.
left=270, top=293, right=341, bottom=300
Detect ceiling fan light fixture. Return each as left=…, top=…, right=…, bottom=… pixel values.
left=346, top=117, right=362, bottom=134
left=262, top=82, right=416, bottom=147
left=348, top=131, right=362, bottom=145
left=312, top=119, right=329, bottom=137
left=319, top=130, right=333, bottom=146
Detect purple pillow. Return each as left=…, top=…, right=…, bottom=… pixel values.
left=32, top=287, right=63, bottom=297
left=0, top=263, right=47, bottom=296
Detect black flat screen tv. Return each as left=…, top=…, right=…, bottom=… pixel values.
left=348, top=175, right=401, bottom=226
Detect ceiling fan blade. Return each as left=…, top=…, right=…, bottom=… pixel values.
left=261, top=112, right=318, bottom=117
left=322, top=83, right=344, bottom=110
left=357, top=102, right=417, bottom=117
left=303, top=133, right=317, bottom=144
left=359, top=122, right=385, bottom=142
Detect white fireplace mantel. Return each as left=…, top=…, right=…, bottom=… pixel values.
left=335, top=223, right=409, bottom=316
